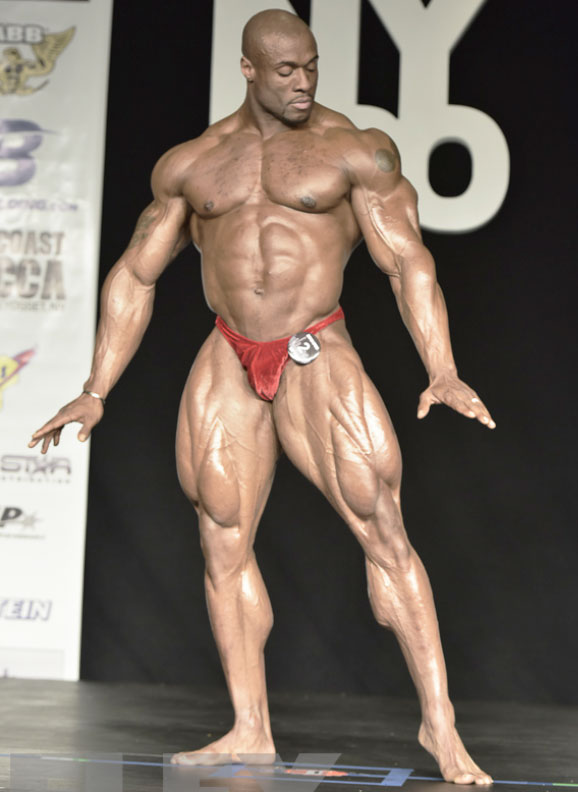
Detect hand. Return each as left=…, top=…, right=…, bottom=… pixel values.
left=417, top=373, right=496, bottom=429
left=29, top=392, right=105, bottom=454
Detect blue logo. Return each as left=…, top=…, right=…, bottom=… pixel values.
left=0, top=119, right=50, bottom=186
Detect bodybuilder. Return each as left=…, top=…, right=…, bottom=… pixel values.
left=30, top=10, right=495, bottom=784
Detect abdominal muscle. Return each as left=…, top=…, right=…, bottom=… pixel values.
left=194, top=202, right=357, bottom=342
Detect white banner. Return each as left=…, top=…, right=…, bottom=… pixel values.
left=0, top=0, right=113, bottom=680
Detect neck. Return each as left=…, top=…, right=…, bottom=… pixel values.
left=239, top=94, right=309, bottom=139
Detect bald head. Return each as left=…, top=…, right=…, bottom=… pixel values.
left=242, top=9, right=316, bottom=64
left=240, top=9, right=319, bottom=129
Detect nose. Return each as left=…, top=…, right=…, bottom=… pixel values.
left=293, top=67, right=313, bottom=93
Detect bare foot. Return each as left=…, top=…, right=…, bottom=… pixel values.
left=418, top=721, right=493, bottom=785
left=171, top=727, right=276, bottom=766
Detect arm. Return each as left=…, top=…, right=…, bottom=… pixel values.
left=349, top=128, right=495, bottom=429
left=29, top=146, right=193, bottom=452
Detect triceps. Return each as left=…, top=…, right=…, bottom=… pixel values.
left=354, top=180, right=421, bottom=278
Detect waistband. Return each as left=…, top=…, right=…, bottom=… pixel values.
left=215, top=305, right=345, bottom=345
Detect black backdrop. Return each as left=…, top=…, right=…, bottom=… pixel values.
left=80, top=0, right=578, bottom=707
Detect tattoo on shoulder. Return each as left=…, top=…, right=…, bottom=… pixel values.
left=127, top=205, right=159, bottom=249
left=375, top=141, right=400, bottom=173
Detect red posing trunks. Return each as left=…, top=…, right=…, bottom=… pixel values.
left=215, top=306, right=345, bottom=401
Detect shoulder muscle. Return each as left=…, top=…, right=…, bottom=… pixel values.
left=151, top=132, right=218, bottom=201
left=344, top=127, right=402, bottom=195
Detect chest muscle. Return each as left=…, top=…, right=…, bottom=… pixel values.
left=184, top=132, right=350, bottom=217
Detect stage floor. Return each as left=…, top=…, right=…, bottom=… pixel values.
left=0, top=680, right=576, bottom=791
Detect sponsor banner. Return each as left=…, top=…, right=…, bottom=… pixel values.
left=1, top=452, right=72, bottom=483
left=0, top=2, right=113, bottom=680
left=0, top=598, right=53, bottom=621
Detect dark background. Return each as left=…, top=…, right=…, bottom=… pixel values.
left=81, top=0, right=578, bottom=707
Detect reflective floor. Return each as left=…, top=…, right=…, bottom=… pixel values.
left=0, top=680, right=576, bottom=791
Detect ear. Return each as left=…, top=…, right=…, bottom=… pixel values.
left=241, top=56, right=255, bottom=83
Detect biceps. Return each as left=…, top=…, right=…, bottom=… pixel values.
left=354, top=173, right=426, bottom=268
left=352, top=192, right=419, bottom=277
left=351, top=191, right=394, bottom=274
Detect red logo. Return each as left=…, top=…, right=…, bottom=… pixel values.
left=0, top=348, right=35, bottom=409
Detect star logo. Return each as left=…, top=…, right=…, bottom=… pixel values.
left=20, top=513, right=38, bottom=529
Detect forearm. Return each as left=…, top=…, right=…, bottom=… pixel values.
left=83, top=260, right=155, bottom=398
left=391, top=247, right=457, bottom=381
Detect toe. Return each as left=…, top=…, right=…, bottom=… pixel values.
left=171, top=752, right=192, bottom=765
left=171, top=751, right=216, bottom=766
left=452, top=772, right=476, bottom=784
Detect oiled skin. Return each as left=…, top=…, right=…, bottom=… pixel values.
left=30, top=11, right=494, bottom=785
left=188, top=118, right=356, bottom=338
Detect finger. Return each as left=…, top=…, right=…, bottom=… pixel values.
left=41, top=431, right=55, bottom=455
left=31, top=417, right=64, bottom=440
left=30, top=418, right=65, bottom=449
left=455, top=394, right=496, bottom=429
left=462, top=394, right=495, bottom=427
left=417, top=390, right=433, bottom=419
left=440, top=389, right=479, bottom=419
left=78, top=418, right=97, bottom=442
left=53, top=428, right=62, bottom=447
left=471, top=398, right=496, bottom=429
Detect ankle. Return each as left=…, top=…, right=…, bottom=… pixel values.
left=421, top=702, right=456, bottom=733
left=234, top=708, right=270, bottom=734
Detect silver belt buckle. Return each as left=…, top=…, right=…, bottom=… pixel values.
left=288, top=332, right=321, bottom=365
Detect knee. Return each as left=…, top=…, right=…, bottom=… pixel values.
left=337, top=464, right=413, bottom=572
left=370, top=531, right=413, bottom=572
left=364, top=499, right=413, bottom=572
left=201, top=525, right=249, bottom=586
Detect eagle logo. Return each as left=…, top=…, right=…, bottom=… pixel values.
left=0, top=27, right=75, bottom=96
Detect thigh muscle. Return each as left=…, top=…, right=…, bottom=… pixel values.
left=273, top=325, right=402, bottom=533
left=177, top=329, right=279, bottom=539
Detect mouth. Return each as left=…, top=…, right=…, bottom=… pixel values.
left=291, top=98, right=313, bottom=111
